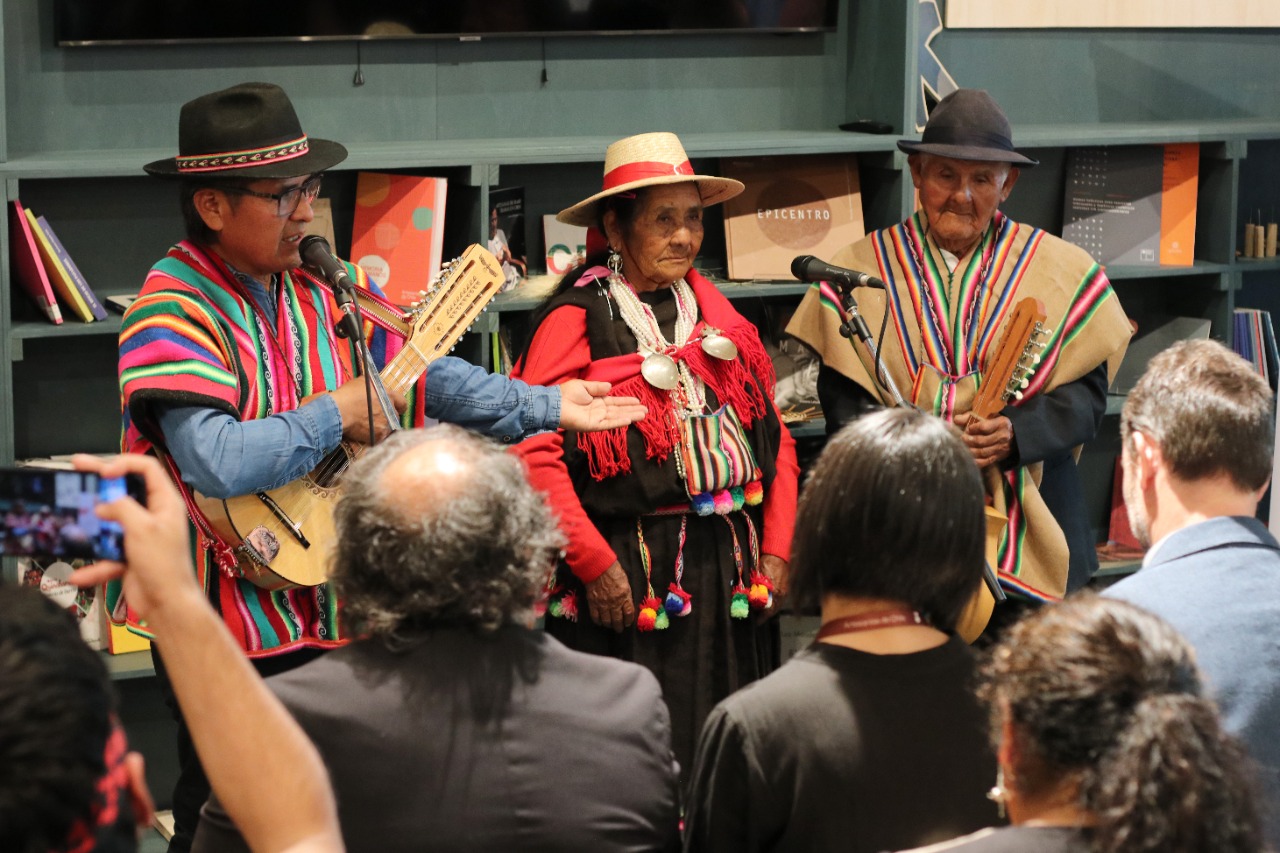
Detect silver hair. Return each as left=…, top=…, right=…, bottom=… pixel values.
left=330, top=425, right=565, bottom=644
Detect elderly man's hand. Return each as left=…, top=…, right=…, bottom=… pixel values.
left=585, top=561, right=636, bottom=632
left=953, top=412, right=1014, bottom=469
left=558, top=379, right=647, bottom=433
left=67, top=453, right=202, bottom=622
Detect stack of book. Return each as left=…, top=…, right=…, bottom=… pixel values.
left=1233, top=307, right=1279, bottom=391
left=9, top=200, right=109, bottom=324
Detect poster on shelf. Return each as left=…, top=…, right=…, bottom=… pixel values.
left=720, top=154, right=864, bottom=281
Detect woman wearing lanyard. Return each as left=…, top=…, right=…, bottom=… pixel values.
left=684, top=408, right=999, bottom=853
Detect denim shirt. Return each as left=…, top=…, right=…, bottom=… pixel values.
left=156, top=273, right=559, bottom=498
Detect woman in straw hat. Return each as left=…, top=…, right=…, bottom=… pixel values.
left=512, top=132, right=799, bottom=774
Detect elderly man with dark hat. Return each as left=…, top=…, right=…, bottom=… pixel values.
left=116, top=81, right=644, bottom=851
left=788, top=89, right=1130, bottom=623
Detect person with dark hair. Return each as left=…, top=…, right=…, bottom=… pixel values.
left=192, top=426, right=681, bottom=853
left=787, top=89, right=1131, bottom=613
left=683, top=408, right=998, bottom=853
left=511, top=131, right=800, bottom=775
left=0, top=585, right=152, bottom=853
left=4, top=450, right=345, bottom=853
left=900, top=595, right=1264, bottom=852
left=1103, top=338, right=1280, bottom=848
left=117, top=81, right=644, bottom=851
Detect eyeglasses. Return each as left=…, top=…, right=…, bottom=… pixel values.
left=223, top=175, right=323, bottom=217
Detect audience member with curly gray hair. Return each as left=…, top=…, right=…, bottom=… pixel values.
left=193, top=425, right=681, bottom=853
left=330, top=425, right=565, bottom=639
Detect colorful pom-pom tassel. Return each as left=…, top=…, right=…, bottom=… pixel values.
left=692, top=492, right=716, bottom=516
left=559, top=591, right=579, bottom=621
left=665, top=583, right=693, bottom=617
left=637, top=595, right=664, bottom=632
left=748, top=570, right=774, bottom=610
left=713, top=490, right=735, bottom=515
left=730, top=485, right=745, bottom=511
left=744, top=481, right=764, bottom=506
left=730, top=585, right=751, bottom=619
left=547, top=589, right=579, bottom=622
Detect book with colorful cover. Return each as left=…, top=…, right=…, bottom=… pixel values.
left=19, top=556, right=103, bottom=649
left=24, top=208, right=95, bottom=321
left=1062, top=143, right=1199, bottom=267
left=350, top=173, right=448, bottom=307
left=721, top=153, right=864, bottom=280
left=489, top=186, right=527, bottom=291
left=36, top=215, right=108, bottom=320
left=10, top=201, right=62, bottom=324
left=543, top=214, right=587, bottom=277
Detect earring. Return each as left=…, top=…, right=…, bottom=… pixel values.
left=986, top=767, right=1008, bottom=820
left=607, top=246, right=623, bottom=277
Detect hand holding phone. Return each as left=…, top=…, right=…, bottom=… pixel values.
left=68, top=454, right=201, bottom=623
left=0, top=466, right=144, bottom=563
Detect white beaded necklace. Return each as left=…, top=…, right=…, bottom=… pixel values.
left=608, top=271, right=707, bottom=413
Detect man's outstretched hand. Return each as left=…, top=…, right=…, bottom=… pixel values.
left=558, top=379, right=647, bottom=432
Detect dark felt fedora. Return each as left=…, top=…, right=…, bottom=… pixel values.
left=897, top=89, right=1038, bottom=167
left=144, top=82, right=348, bottom=179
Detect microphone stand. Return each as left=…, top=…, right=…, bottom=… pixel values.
left=827, top=282, right=910, bottom=409
left=330, top=283, right=401, bottom=441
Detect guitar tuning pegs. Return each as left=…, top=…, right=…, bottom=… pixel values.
left=1013, top=390, right=1024, bottom=401
left=1019, top=378, right=1029, bottom=389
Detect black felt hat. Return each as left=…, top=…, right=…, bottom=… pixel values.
left=144, top=82, right=348, bottom=179
left=897, top=89, right=1038, bottom=167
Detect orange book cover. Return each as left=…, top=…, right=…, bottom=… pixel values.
left=1159, top=142, right=1198, bottom=266
left=721, top=154, right=864, bottom=281
left=350, top=173, right=447, bottom=306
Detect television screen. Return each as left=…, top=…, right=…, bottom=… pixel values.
left=56, top=1, right=838, bottom=46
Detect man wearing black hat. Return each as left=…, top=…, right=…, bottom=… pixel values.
left=788, top=89, right=1131, bottom=623
left=116, top=81, right=644, bottom=850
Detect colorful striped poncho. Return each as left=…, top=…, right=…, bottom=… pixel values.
left=116, top=241, right=426, bottom=656
left=787, top=212, right=1131, bottom=601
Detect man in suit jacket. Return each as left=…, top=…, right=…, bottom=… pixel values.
left=1104, top=338, right=1280, bottom=849
left=191, top=425, right=681, bottom=853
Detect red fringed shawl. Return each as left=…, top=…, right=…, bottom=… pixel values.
left=573, top=270, right=777, bottom=480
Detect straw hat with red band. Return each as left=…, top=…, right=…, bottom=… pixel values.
left=144, top=82, right=348, bottom=179
left=557, top=132, right=744, bottom=227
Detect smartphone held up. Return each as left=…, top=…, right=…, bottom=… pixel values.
left=0, top=467, right=145, bottom=562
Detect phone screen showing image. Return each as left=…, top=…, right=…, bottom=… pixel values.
left=0, top=468, right=143, bottom=562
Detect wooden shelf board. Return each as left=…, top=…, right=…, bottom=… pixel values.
left=103, top=649, right=155, bottom=680
left=11, top=316, right=122, bottom=340
left=0, top=132, right=897, bottom=179
left=1105, top=261, right=1231, bottom=280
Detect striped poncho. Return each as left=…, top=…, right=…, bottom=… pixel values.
left=787, top=211, right=1131, bottom=601
left=117, top=241, right=425, bottom=655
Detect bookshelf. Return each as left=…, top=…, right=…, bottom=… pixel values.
left=3, top=0, right=1280, bottom=803
left=0, top=0, right=1277, bottom=564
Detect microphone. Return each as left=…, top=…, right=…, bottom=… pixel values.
left=790, top=255, right=885, bottom=290
left=300, top=235, right=356, bottom=294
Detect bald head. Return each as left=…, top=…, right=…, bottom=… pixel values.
left=375, top=437, right=475, bottom=525
left=331, top=425, right=565, bottom=640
